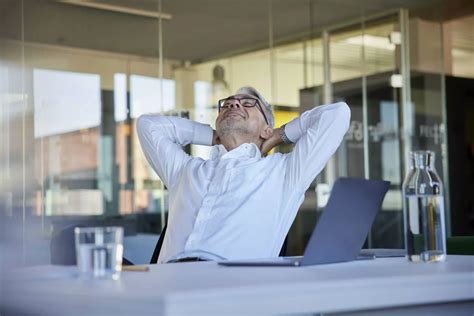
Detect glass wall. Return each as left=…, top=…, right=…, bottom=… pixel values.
left=1, top=0, right=172, bottom=267
left=329, top=15, right=404, bottom=249
left=1, top=1, right=473, bottom=268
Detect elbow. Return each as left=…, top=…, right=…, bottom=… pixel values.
left=136, top=114, right=150, bottom=135
left=137, top=114, right=165, bottom=126
left=334, top=102, right=351, bottom=118
left=137, top=113, right=154, bottom=126
left=335, top=102, right=351, bottom=129
left=136, top=114, right=165, bottom=134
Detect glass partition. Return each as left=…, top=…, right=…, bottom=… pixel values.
left=291, top=14, right=405, bottom=252
left=0, top=0, right=168, bottom=268
left=1, top=1, right=472, bottom=271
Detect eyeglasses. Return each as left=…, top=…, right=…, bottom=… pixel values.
left=217, top=96, right=269, bottom=125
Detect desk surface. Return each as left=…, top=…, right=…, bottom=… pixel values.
left=4, top=256, right=474, bottom=315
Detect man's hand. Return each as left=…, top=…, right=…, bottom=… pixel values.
left=261, top=127, right=284, bottom=154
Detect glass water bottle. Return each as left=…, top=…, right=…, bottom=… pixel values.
left=402, top=151, right=447, bottom=262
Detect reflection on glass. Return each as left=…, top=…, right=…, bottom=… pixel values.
left=194, top=80, right=213, bottom=109
left=114, top=73, right=127, bottom=122
left=33, top=68, right=101, bottom=138
left=274, top=42, right=305, bottom=106
left=193, top=81, right=216, bottom=160
left=130, top=75, right=176, bottom=117
left=379, top=101, right=401, bottom=185
left=449, top=14, right=474, bottom=78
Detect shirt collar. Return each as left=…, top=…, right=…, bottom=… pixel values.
left=210, top=143, right=261, bottom=160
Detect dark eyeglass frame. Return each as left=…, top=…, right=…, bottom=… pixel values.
left=217, top=96, right=269, bottom=125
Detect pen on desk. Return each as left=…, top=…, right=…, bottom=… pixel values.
left=122, top=265, right=150, bottom=272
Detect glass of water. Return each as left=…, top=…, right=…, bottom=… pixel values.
left=75, top=226, right=124, bottom=280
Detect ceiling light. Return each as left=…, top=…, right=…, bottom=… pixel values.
left=344, top=35, right=395, bottom=51
left=57, top=0, right=172, bottom=20
left=390, top=74, right=403, bottom=88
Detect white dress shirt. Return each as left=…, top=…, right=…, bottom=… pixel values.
left=136, top=102, right=350, bottom=263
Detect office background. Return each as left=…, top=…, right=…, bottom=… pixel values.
left=0, top=0, right=473, bottom=266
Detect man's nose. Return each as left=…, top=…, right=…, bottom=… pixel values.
left=228, top=100, right=241, bottom=108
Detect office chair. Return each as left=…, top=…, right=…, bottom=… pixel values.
left=150, top=223, right=167, bottom=264
left=149, top=223, right=288, bottom=264
left=50, top=224, right=80, bottom=265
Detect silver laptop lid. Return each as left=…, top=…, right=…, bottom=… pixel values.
left=301, top=177, right=390, bottom=266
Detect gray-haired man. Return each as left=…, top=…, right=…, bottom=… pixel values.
left=137, top=86, right=350, bottom=263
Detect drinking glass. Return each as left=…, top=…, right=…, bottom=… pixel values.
left=75, top=226, right=124, bottom=280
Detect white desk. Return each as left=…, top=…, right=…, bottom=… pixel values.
left=4, top=256, right=474, bottom=315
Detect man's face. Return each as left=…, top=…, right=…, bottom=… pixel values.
left=215, top=93, right=269, bottom=138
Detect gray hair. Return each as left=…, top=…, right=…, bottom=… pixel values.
left=235, top=86, right=274, bottom=127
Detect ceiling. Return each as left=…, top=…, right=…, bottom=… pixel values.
left=0, top=0, right=471, bottom=62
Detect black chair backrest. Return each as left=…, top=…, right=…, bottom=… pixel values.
left=149, top=223, right=288, bottom=264
left=150, top=223, right=167, bottom=264
left=50, top=224, right=79, bottom=265
left=279, top=237, right=288, bottom=257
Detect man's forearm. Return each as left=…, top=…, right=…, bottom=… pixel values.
left=261, top=127, right=285, bottom=154
left=284, top=102, right=350, bottom=144
left=137, top=114, right=214, bottom=148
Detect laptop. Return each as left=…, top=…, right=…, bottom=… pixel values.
left=218, top=177, right=390, bottom=267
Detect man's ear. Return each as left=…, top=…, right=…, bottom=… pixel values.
left=260, top=126, right=273, bottom=140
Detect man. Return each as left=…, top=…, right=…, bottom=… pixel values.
left=137, top=86, right=350, bottom=263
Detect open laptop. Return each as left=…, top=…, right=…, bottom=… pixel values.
left=219, top=177, right=390, bottom=267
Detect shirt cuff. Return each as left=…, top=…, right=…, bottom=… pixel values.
left=192, top=122, right=214, bottom=146
left=283, top=117, right=302, bottom=143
